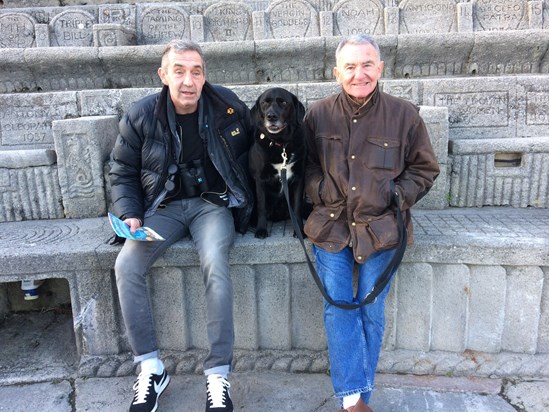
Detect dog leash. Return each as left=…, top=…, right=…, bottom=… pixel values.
left=280, top=162, right=407, bottom=310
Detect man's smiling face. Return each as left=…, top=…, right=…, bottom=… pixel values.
left=158, top=49, right=206, bottom=114
left=334, top=42, right=384, bottom=104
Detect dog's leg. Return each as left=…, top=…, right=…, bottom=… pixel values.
left=255, top=179, right=269, bottom=238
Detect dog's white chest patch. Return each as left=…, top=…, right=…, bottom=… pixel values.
left=272, top=160, right=296, bottom=182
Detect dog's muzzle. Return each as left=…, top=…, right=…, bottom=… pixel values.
left=265, top=122, right=287, bottom=134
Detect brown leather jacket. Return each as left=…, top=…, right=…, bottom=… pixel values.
left=304, top=88, right=440, bottom=263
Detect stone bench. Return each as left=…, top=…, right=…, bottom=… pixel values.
left=0, top=208, right=548, bottom=379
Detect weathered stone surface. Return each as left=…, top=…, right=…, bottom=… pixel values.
left=449, top=137, right=549, bottom=208
left=333, top=0, right=385, bottom=36
left=0, top=12, right=37, bottom=48
left=0, top=91, right=78, bottom=148
left=399, top=0, right=458, bottom=34
left=265, top=0, right=319, bottom=39
left=137, top=4, right=190, bottom=45
left=203, top=2, right=253, bottom=42
left=52, top=115, right=118, bottom=218
left=50, top=9, right=96, bottom=47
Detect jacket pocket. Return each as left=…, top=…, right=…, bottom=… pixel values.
left=364, top=212, right=399, bottom=250
left=365, top=137, right=401, bottom=170
left=304, top=205, right=345, bottom=243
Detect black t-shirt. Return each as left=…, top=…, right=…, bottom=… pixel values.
left=167, top=112, right=225, bottom=200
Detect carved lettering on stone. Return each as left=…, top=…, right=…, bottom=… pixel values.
left=434, top=91, right=509, bottom=128
left=400, top=0, right=457, bottom=34
left=0, top=93, right=78, bottom=148
left=526, top=92, right=549, bottom=125
left=50, top=10, right=95, bottom=47
left=474, top=0, right=527, bottom=31
left=99, top=4, right=136, bottom=26
left=0, top=13, right=36, bottom=48
left=204, top=2, right=252, bottom=42
left=139, top=6, right=189, bottom=45
left=333, top=0, right=384, bottom=36
left=267, top=0, right=319, bottom=38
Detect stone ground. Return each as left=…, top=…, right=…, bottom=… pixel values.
left=0, top=311, right=548, bottom=411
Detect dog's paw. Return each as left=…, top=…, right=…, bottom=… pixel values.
left=255, top=228, right=269, bottom=239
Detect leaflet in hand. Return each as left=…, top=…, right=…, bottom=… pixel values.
left=108, top=212, right=165, bottom=241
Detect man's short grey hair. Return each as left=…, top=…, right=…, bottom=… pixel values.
left=161, top=38, right=206, bottom=71
left=335, top=34, right=381, bottom=61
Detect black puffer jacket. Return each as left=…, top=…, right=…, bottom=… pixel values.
left=109, top=82, right=254, bottom=233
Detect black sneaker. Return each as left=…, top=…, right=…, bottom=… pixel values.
left=129, top=369, right=170, bottom=412
left=205, top=374, right=233, bottom=412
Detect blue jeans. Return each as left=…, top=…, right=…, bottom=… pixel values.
left=313, top=245, right=398, bottom=405
left=115, top=198, right=235, bottom=375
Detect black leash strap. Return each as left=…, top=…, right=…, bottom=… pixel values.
left=281, top=163, right=407, bottom=310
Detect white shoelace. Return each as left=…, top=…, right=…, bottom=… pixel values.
left=207, top=374, right=230, bottom=407
left=132, top=371, right=152, bottom=404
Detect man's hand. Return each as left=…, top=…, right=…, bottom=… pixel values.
left=124, top=218, right=142, bottom=234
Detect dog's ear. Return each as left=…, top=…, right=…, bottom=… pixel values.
left=250, top=95, right=263, bottom=124
left=292, top=94, right=306, bottom=126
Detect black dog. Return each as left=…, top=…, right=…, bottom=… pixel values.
left=249, top=87, right=306, bottom=239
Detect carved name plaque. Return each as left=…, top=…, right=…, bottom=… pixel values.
left=434, top=91, right=509, bottom=128
left=333, top=0, right=384, bottom=36
left=526, top=92, right=549, bottom=125
left=267, top=0, right=318, bottom=38
left=99, top=4, right=136, bottom=26
left=400, top=0, right=457, bottom=34
left=0, top=93, right=78, bottom=147
left=474, top=0, right=527, bottom=31
left=204, top=2, right=252, bottom=42
left=0, top=13, right=36, bottom=48
left=50, top=10, right=95, bottom=47
left=139, top=6, right=189, bottom=45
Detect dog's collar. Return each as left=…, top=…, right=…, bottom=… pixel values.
left=260, top=133, right=285, bottom=148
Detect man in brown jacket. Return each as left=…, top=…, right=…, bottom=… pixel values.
left=304, top=34, right=440, bottom=412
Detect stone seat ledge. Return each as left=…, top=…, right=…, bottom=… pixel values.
left=1, top=207, right=548, bottom=280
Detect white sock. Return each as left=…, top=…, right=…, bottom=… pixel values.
left=140, top=357, right=164, bottom=375
left=343, top=393, right=360, bottom=409
left=207, top=372, right=228, bottom=381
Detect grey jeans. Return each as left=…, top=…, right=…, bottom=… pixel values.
left=114, top=197, right=236, bottom=374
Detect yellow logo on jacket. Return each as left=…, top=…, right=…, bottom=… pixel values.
left=231, top=127, right=240, bottom=137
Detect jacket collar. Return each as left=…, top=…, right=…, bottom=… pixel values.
left=341, top=85, right=379, bottom=116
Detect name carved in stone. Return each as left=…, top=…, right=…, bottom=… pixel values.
left=0, top=13, right=36, bottom=48
left=139, top=6, right=190, bottom=45
left=50, top=10, right=95, bottom=47
left=526, top=92, right=549, bottom=125
left=474, top=0, right=527, bottom=31
left=267, top=0, right=318, bottom=38
left=0, top=93, right=78, bottom=147
left=400, top=0, right=458, bottom=34
left=204, top=2, right=252, bottom=42
left=333, top=0, right=384, bottom=36
left=434, top=91, right=509, bottom=128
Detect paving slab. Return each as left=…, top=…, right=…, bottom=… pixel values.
left=503, top=379, right=549, bottom=412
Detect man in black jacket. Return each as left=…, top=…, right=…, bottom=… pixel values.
left=109, top=39, right=254, bottom=412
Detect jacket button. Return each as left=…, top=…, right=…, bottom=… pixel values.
left=351, top=155, right=356, bottom=159
left=384, top=142, right=388, bottom=147
left=357, top=256, right=363, bottom=260
left=330, top=213, right=335, bottom=218
left=353, top=119, right=357, bottom=123
left=351, top=222, right=356, bottom=226
left=351, top=186, right=356, bottom=191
